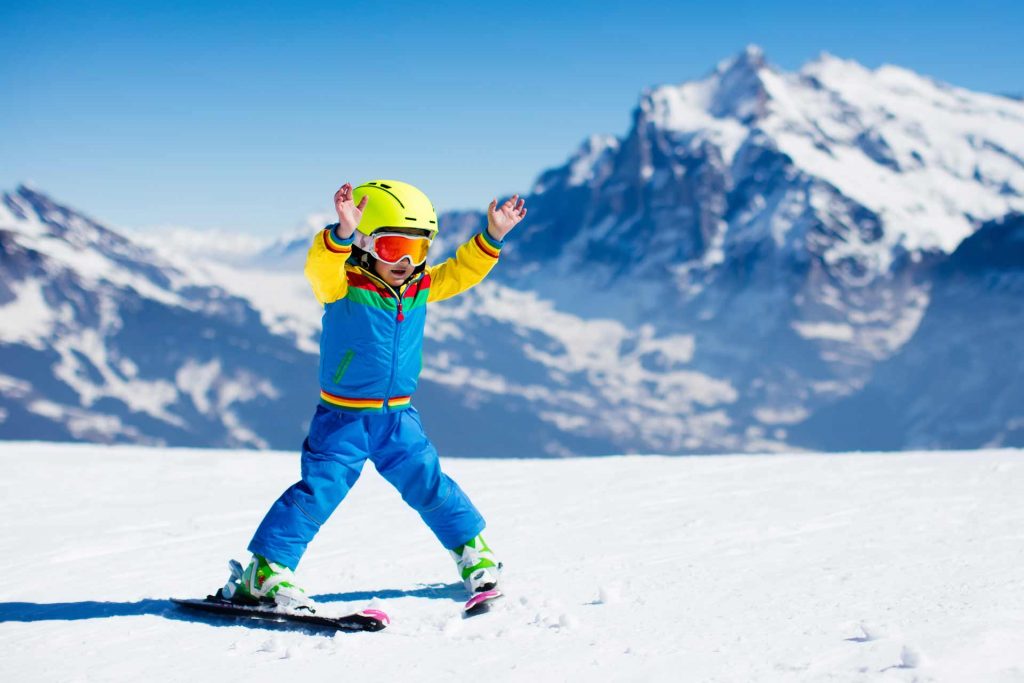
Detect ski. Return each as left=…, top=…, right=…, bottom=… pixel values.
left=172, top=591, right=389, bottom=633
left=463, top=588, right=503, bottom=618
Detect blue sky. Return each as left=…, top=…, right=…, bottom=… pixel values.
left=2, top=0, right=1021, bottom=236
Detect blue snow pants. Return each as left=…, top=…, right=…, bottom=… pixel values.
left=248, top=405, right=485, bottom=570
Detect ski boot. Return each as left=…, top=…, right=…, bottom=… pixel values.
left=221, top=555, right=315, bottom=612
left=450, top=534, right=502, bottom=593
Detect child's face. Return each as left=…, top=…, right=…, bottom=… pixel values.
left=373, top=258, right=415, bottom=287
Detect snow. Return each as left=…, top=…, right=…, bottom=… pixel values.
left=131, top=218, right=332, bottom=353
left=772, top=54, right=1024, bottom=253
left=0, top=374, right=32, bottom=399
left=643, top=81, right=750, bottom=166
left=567, top=135, right=620, bottom=187
left=792, top=321, right=856, bottom=342
left=124, top=243, right=324, bottom=355
left=51, top=329, right=183, bottom=426
left=420, top=283, right=740, bottom=450
left=197, top=262, right=323, bottom=354
left=0, top=279, right=61, bottom=349
left=11, top=223, right=185, bottom=309
left=175, top=359, right=223, bottom=416
left=2, top=442, right=1023, bottom=681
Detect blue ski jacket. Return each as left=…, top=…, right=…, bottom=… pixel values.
left=304, top=226, right=503, bottom=413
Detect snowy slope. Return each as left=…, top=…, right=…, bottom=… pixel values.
left=2, top=442, right=1023, bottom=681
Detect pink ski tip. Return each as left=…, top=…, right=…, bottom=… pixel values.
left=359, top=608, right=390, bottom=625
left=465, top=589, right=502, bottom=611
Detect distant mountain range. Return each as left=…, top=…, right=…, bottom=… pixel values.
left=3, top=46, right=1023, bottom=455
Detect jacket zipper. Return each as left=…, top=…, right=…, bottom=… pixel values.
left=385, top=289, right=402, bottom=412
left=361, top=268, right=425, bottom=412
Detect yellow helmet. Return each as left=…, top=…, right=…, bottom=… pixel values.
left=352, top=180, right=439, bottom=238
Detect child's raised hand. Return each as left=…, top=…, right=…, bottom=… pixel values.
left=486, top=194, right=527, bottom=241
left=334, top=183, right=369, bottom=238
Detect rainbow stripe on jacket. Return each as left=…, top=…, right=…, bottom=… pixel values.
left=304, top=226, right=503, bottom=414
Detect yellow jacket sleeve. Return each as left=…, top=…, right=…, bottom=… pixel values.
left=427, top=232, right=503, bottom=303
left=304, top=226, right=354, bottom=304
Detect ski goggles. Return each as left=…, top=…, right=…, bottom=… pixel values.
left=355, top=231, right=432, bottom=266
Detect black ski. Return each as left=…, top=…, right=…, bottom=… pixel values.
left=172, top=592, right=389, bottom=633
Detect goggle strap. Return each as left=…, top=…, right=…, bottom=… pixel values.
left=354, top=232, right=431, bottom=249
left=353, top=231, right=375, bottom=252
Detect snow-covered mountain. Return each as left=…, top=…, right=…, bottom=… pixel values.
left=3, top=47, right=1024, bottom=454
left=431, top=48, right=1024, bottom=452
left=0, top=186, right=670, bottom=456
left=0, top=186, right=317, bottom=448
left=257, top=47, right=1024, bottom=453
left=498, top=46, right=1023, bottom=431
left=794, top=212, right=1024, bottom=451
left=428, top=46, right=1024, bottom=451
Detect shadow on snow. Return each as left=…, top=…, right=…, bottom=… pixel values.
left=0, top=583, right=463, bottom=634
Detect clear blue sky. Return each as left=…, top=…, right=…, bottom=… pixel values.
left=2, top=0, right=1021, bottom=236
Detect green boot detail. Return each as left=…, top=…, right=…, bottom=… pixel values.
left=223, top=555, right=314, bottom=611
left=449, top=534, right=502, bottom=593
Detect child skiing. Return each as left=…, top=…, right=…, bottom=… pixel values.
left=222, top=180, right=527, bottom=612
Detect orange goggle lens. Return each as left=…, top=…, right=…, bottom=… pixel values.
left=370, top=233, right=431, bottom=266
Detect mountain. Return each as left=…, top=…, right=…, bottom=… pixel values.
left=427, top=46, right=1024, bottom=450
left=793, top=213, right=1024, bottom=450
left=3, top=47, right=1024, bottom=454
left=0, top=185, right=317, bottom=448
left=0, top=186, right=687, bottom=456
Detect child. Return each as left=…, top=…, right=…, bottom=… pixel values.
left=223, top=180, right=527, bottom=610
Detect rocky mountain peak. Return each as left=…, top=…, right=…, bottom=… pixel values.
left=638, top=45, right=772, bottom=131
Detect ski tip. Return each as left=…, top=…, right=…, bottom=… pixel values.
left=463, top=589, right=503, bottom=617
left=357, top=609, right=391, bottom=628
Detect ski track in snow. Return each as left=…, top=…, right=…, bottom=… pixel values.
left=1, top=443, right=1023, bottom=681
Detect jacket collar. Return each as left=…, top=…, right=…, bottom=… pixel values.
left=355, top=265, right=426, bottom=298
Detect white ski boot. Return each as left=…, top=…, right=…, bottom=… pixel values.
left=222, top=555, right=315, bottom=611
left=450, top=534, right=502, bottom=593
